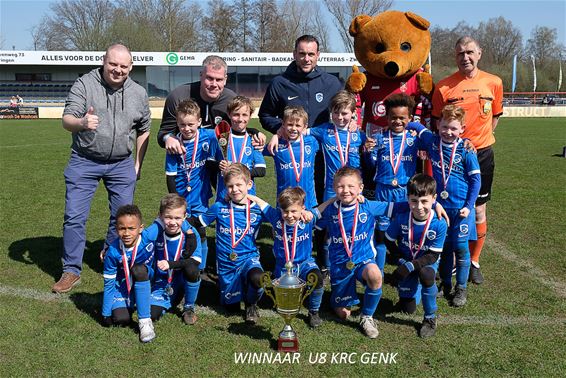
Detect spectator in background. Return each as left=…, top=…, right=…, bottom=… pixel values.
left=9, top=96, right=17, bottom=107
left=431, top=36, right=503, bottom=285
left=52, top=43, right=151, bottom=294
left=16, top=95, right=23, bottom=105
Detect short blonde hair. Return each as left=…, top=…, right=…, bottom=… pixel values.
left=441, top=104, right=466, bottom=124
left=223, top=163, right=251, bottom=185
left=333, top=166, right=362, bottom=186
left=176, top=98, right=201, bottom=118
left=330, top=90, right=357, bottom=113
left=278, top=187, right=306, bottom=210
left=227, top=95, right=254, bottom=115
left=283, top=105, right=308, bottom=125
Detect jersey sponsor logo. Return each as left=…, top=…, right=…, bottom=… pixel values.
left=225, top=291, right=241, bottom=300
left=276, top=231, right=310, bottom=243
left=335, top=295, right=352, bottom=304
left=279, top=160, right=312, bottom=170
left=426, top=230, right=437, bottom=240
left=315, top=93, right=323, bottom=103
left=181, top=159, right=207, bottom=170
left=331, top=231, right=369, bottom=245
left=219, top=225, right=254, bottom=236
left=372, top=101, right=386, bottom=118
left=202, top=142, right=210, bottom=152
left=358, top=212, right=368, bottom=223
left=381, top=154, right=413, bottom=162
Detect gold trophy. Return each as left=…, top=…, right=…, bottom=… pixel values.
left=261, top=261, right=318, bottom=352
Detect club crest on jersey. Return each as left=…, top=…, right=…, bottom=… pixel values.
left=305, top=145, right=312, bottom=155
left=276, top=220, right=282, bottom=230
left=426, top=230, right=437, bottom=240
left=145, top=243, right=154, bottom=252
left=372, top=101, right=386, bottom=117
left=244, top=146, right=252, bottom=156
left=250, top=214, right=258, bottom=223
left=315, top=92, right=323, bottom=103
left=358, top=212, right=368, bottom=223
left=215, top=116, right=222, bottom=125
left=202, top=142, right=209, bottom=152
left=459, top=224, right=469, bottom=234
left=454, top=154, right=462, bottom=164
left=406, top=137, right=414, bottom=146
left=352, top=133, right=358, bottom=142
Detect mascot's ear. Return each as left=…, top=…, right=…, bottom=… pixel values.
left=349, top=15, right=372, bottom=37
left=405, top=12, right=430, bottom=30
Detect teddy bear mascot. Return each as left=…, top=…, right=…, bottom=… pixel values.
left=346, top=10, right=434, bottom=193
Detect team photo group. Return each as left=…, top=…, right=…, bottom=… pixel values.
left=51, top=25, right=503, bottom=345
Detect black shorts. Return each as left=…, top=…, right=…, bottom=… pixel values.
left=476, top=146, right=495, bottom=205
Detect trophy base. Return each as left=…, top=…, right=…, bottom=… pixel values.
left=278, top=324, right=298, bottom=352
left=278, top=336, right=299, bottom=353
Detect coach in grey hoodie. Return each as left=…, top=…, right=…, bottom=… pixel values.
left=52, top=43, right=151, bottom=294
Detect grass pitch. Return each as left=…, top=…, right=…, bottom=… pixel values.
left=0, top=118, right=565, bottom=376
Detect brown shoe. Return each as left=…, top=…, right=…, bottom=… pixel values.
left=52, top=272, right=81, bottom=293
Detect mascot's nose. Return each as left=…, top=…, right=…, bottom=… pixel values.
left=384, top=62, right=399, bottom=77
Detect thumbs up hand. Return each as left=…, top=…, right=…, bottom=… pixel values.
left=81, top=106, right=99, bottom=130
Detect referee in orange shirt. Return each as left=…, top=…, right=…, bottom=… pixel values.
left=431, top=36, right=503, bottom=284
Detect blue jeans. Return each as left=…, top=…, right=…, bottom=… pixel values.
left=62, top=151, right=136, bottom=275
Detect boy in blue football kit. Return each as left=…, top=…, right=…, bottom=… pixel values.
left=152, top=194, right=202, bottom=325
left=308, top=91, right=366, bottom=273
left=216, top=96, right=266, bottom=201
left=385, top=174, right=448, bottom=338
left=247, top=188, right=335, bottom=328
left=101, top=205, right=156, bottom=343
left=194, top=164, right=266, bottom=324
left=165, top=99, right=223, bottom=272
left=263, top=106, right=319, bottom=209
left=315, top=167, right=392, bottom=339
left=365, top=94, right=421, bottom=273
left=407, top=105, right=481, bottom=307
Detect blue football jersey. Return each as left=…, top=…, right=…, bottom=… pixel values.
left=102, top=229, right=156, bottom=317
left=165, top=129, right=223, bottom=216
left=199, top=199, right=265, bottom=275
left=309, top=123, right=366, bottom=200
left=370, top=128, right=419, bottom=189
left=316, top=200, right=394, bottom=266
left=385, top=211, right=448, bottom=261
left=264, top=135, right=319, bottom=209
left=261, top=204, right=318, bottom=267
left=216, top=132, right=266, bottom=201
left=413, top=127, right=481, bottom=210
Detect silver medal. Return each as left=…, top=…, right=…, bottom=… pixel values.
left=440, top=190, right=449, bottom=200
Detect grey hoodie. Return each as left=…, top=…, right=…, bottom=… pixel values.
left=63, top=68, right=151, bottom=161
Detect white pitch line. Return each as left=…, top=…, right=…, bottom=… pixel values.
left=0, top=142, right=68, bottom=149
left=487, top=238, right=566, bottom=299
left=1, top=283, right=565, bottom=326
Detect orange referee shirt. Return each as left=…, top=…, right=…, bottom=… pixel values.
left=432, top=70, right=503, bottom=149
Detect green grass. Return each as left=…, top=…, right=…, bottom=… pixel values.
left=1, top=118, right=565, bottom=376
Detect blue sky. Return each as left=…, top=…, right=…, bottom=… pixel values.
left=0, top=0, right=564, bottom=51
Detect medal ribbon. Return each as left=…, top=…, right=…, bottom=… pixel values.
left=388, top=130, right=407, bottom=177
left=120, top=237, right=141, bottom=297
left=282, top=222, right=299, bottom=263
left=229, top=199, right=251, bottom=249
left=179, top=130, right=199, bottom=188
left=287, top=135, right=304, bottom=182
left=334, top=126, right=351, bottom=167
left=439, top=139, right=460, bottom=191
left=408, top=211, right=433, bottom=259
left=163, top=232, right=185, bottom=285
left=229, top=131, right=249, bottom=163
left=337, top=202, right=359, bottom=260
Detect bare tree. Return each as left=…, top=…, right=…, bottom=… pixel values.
left=477, top=17, right=522, bottom=66
left=34, top=0, right=116, bottom=50
left=233, top=0, right=256, bottom=51
left=526, top=26, right=565, bottom=67
left=202, top=0, right=240, bottom=51
left=323, top=0, right=392, bottom=52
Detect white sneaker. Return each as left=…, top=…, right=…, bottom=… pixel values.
left=139, top=318, right=156, bottom=343
left=360, top=316, right=379, bottom=339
